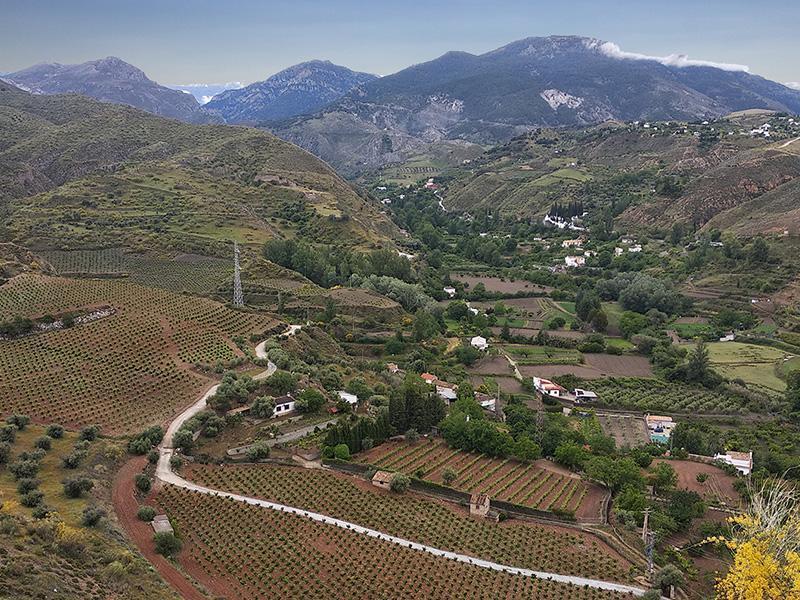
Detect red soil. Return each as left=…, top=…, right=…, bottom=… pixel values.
left=111, top=457, right=207, bottom=600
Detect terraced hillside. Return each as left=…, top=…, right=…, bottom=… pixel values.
left=0, top=81, right=398, bottom=255
left=0, top=274, right=281, bottom=433
left=440, top=114, right=800, bottom=234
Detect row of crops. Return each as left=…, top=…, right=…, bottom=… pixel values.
left=503, top=345, right=583, bottom=365
left=158, top=486, right=633, bottom=599
left=38, top=249, right=230, bottom=295
left=590, top=378, right=749, bottom=414
left=183, top=463, right=625, bottom=582
left=358, top=440, right=597, bottom=519
left=0, top=275, right=278, bottom=433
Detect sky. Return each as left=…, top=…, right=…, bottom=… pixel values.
left=2, top=0, right=799, bottom=90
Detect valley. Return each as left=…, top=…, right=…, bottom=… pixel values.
left=2, top=27, right=800, bottom=600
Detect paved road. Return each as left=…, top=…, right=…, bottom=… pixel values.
left=156, top=341, right=649, bottom=597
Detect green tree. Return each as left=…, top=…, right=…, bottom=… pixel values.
left=390, top=473, right=411, bottom=493
left=649, top=462, right=678, bottom=495
left=269, top=370, right=297, bottom=395
left=554, top=441, right=587, bottom=470
left=153, top=532, right=182, bottom=557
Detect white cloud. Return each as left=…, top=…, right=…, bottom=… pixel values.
left=786, top=82, right=800, bottom=90
left=588, top=40, right=750, bottom=73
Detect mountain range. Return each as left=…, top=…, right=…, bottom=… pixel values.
left=2, top=56, right=216, bottom=123
left=272, top=36, right=800, bottom=173
left=204, top=60, right=377, bottom=123
left=4, top=36, right=800, bottom=177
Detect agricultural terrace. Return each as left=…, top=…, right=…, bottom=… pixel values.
left=0, top=275, right=279, bottom=433
left=518, top=355, right=653, bottom=379
left=504, top=344, right=583, bottom=365
left=356, top=439, right=606, bottom=522
left=697, top=341, right=792, bottom=394
left=589, top=378, right=749, bottom=415
left=597, top=414, right=650, bottom=449
left=179, top=463, right=633, bottom=583
left=38, top=249, right=230, bottom=296
left=651, top=459, right=741, bottom=507
left=451, top=274, right=551, bottom=295
left=157, top=486, right=635, bottom=600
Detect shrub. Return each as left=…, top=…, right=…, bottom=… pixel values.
left=333, top=444, right=351, bottom=460
left=696, top=472, right=708, bottom=483
left=442, top=468, right=457, bottom=485
left=31, top=505, right=51, bottom=519
left=16, top=478, right=39, bottom=494
left=0, top=442, right=10, bottom=464
left=46, top=424, right=65, bottom=439
left=134, top=473, right=152, bottom=494
left=170, top=455, right=183, bottom=470
left=62, top=451, right=85, bottom=469
left=247, top=443, right=270, bottom=461
left=154, top=531, right=182, bottom=557
left=147, top=449, right=160, bottom=465
left=9, top=459, right=40, bottom=479
left=137, top=506, right=156, bottom=522
left=63, top=478, right=94, bottom=498
left=6, top=414, right=30, bottom=431
left=21, top=490, right=45, bottom=507
left=390, top=473, right=411, bottom=493
left=81, top=505, right=106, bottom=527
left=79, top=425, right=100, bottom=441
left=0, top=424, right=17, bottom=443
left=34, top=436, right=52, bottom=451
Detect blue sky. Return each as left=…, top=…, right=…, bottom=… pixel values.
left=2, top=0, right=798, bottom=87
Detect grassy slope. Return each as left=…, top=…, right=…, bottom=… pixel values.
left=0, top=82, right=398, bottom=255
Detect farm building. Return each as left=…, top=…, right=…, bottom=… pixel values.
left=561, top=238, right=583, bottom=248
left=273, top=395, right=295, bottom=417
left=443, top=286, right=457, bottom=298
left=371, top=470, right=394, bottom=491
left=421, top=372, right=438, bottom=385
left=645, top=415, right=675, bottom=443
left=435, top=382, right=458, bottom=403
left=469, top=493, right=491, bottom=518
left=470, top=336, right=489, bottom=351
left=573, top=389, right=598, bottom=403
left=475, top=392, right=496, bottom=411
left=336, top=390, right=359, bottom=406
left=151, top=514, right=174, bottom=534
left=386, top=362, right=400, bottom=374
left=564, top=255, right=586, bottom=268
left=533, top=376, right=567, bottom=398
left=714, top=451, right=753, bottom=475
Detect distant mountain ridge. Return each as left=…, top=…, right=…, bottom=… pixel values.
left=4, top=56, right=216, bottom=123
left=204, top=60, right=377, bottom=123
left=271, top=36, right=800, bottom=173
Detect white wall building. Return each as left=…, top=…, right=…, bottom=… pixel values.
left=714, top=451, right=753, bottom=475
left=470, top=336, right=489, bottom=351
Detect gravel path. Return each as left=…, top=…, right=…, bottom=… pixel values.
left=154, top=341, right=648, bottom=597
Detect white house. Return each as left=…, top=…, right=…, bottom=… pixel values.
left=272, top=394, right=296, bottom=417
left=421, top=372, right=438, bottom=385
left=467, top=307, right=479, bottom=316
left=436, top=383, right=458, bottom=403
left=614, top=247, right=624, bottom=256
left=564, top=255, right=586, bottom=268
left=719, top=332, right=736, bottom=342
left=573, top=389, right=598, bottom=403
left=475, top=392, right=496, bottom=411
left=443, top=286, right=457, bottom=298
left=533, top=376, right=567, bottom=398
left=628, top=244, right=643, bottom=253
left=470, top=336, right=489, bottom=351
left=714, top=451, right=753, bottom=475
left=562, top=238, right=583, bottom=248
left=336, top=391, right=359, bottom=406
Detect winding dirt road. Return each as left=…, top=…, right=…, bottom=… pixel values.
left=146, top=340, right=649, bottom=597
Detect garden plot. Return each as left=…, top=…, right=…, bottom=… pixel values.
left=589, top=378, right=748, bottom=415
left=597, top=414, right=650, bottom=449
left=357, top=440, right=606, bottom=521
left=519, top=355, right=653, bottom=379
left=451, top=274, right=551, bottom=295
left=184, top=463, right=628, bottom=581
left=157, top=485, right=633, bottom=600
left=701, top=341, right=792, bottom=393
left=0, top=274, right=279, bottom=433
left=651, top=459, right=741, bottom=507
